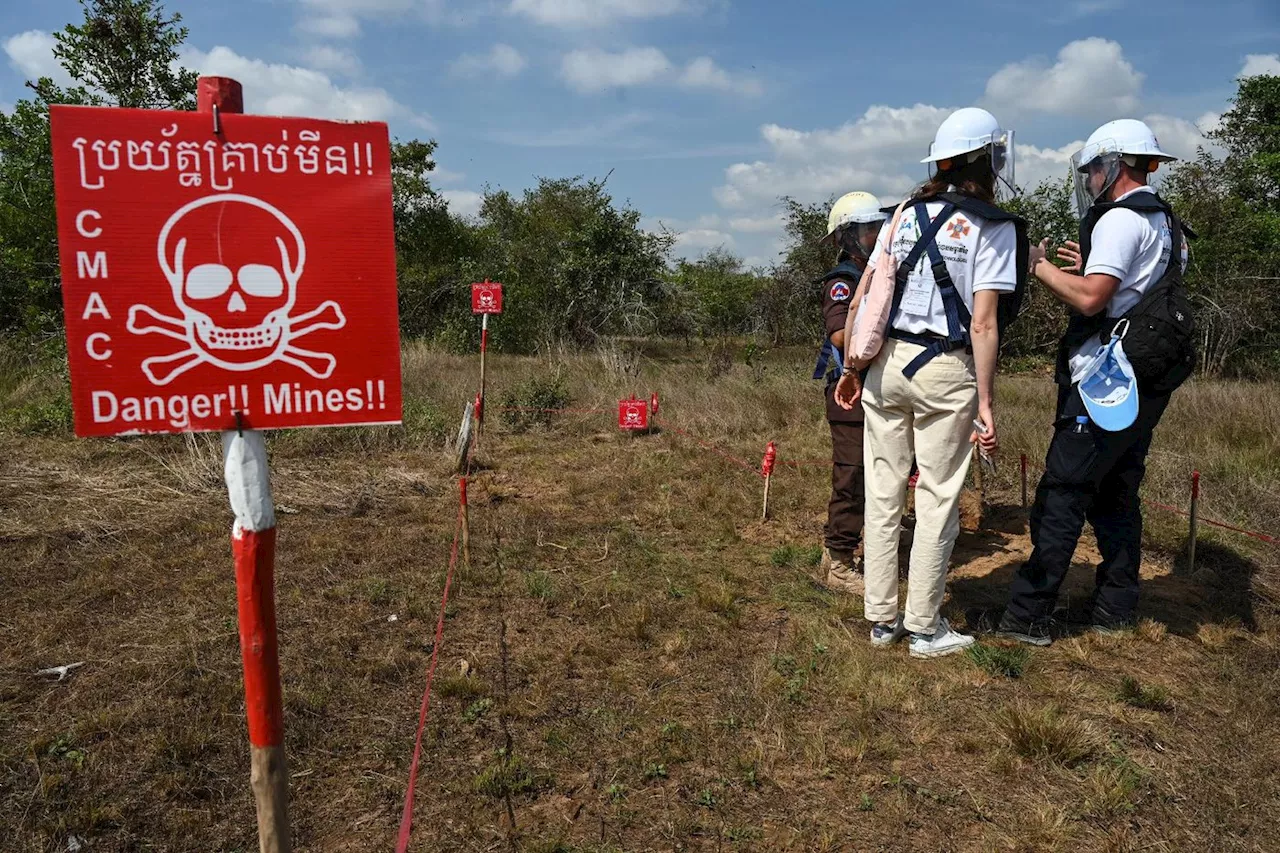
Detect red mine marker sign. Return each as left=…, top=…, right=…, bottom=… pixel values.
left=50, top=105, right=403, bottom=436
left=472, top=281, right=503, bottom=315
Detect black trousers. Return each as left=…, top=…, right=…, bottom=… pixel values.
left=825, top=382, right=865, bottom=554
left=1006, top=383, right=1171, bottom=623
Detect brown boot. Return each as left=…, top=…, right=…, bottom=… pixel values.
left=821, top=548, right=864, bottom=596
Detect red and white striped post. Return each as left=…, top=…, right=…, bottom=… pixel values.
left=205, top=76, right=292, bottom=853
left=477, top=313, right=489, bottom=446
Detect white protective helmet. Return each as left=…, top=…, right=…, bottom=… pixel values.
left=1072, top=119, right=1176, bottom=213
left=922, top=107, right=1015, bottom=194
left=821, top=191, right=887, bottom=259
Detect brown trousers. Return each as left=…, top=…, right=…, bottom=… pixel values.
left=825, top=382, right=865, bottom=554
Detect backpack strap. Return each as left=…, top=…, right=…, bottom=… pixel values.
left=812, top=261, right=862, bottom=380
left=889, top=202, right=970, bottom=379
left=813, top=339, right=844, bottom=381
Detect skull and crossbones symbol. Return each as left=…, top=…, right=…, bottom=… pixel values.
left=478, top=290, right=496, bottom=310
left=624, top=409, right=641, bottom=425
left=127, top=193, right=346, bottom=386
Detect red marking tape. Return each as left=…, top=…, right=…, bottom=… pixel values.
left=396, top=487, right=466, bottom=852
left=233, top=525, right=284, bottom=748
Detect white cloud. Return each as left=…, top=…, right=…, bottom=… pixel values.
left=442, top=189, right=484, bottom=217
left=3, top=30, right=74, bottom=87
left=559, top=47, right=764, bottom=97
left=295, top=0, right=456, bottom=38
left=488, top=110, right=655, bottom=147
left=1241, top=54, right=1280, bottom=78
left=1014, top=140, right=1081, bottom=192
left=674, top=228, right=735, bottom=255
left=985, top=38, right=1143, bottom=119
left=510, top=0, right=690, bottom=28
left=300, top=44, right=362, bottom=76
left=678, top=57, right=761, bottom=97
left=728, top=213, right=785, bottom=233
left=431, top=164, right=466, bottom=186
left=713, top=104, right=948, bottom=209
left=181, top=46, right=432, bottom=128
left=298, top=13, right=361, bottom=38
left=1143, top=113, right=1224, bottom=160
left=560, top=47, right=671, bottom=93
left=451, top=43, right=527, bottom=79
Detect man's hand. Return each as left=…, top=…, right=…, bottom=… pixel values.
left=1029, top=238, right=1048, bottom=275
left=1056, top=240, right=1082, bottom=273
left=834, top=370, right=862, bottom=409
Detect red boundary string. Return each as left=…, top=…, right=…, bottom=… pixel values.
left=1142, top=498, right=1279, bottom=546
left=652, top=415, right=763, bottom=478
left=1021, top=457, right=1279, bottom=548
left=496, top=406, right=610, bottom=416
left=395, top=490, right=466, bottom=852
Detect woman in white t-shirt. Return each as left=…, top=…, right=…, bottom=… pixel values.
left=834, top=107, right=1025, bottom=659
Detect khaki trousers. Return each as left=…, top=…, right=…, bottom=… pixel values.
left=862, top=339, right=977, bottom=634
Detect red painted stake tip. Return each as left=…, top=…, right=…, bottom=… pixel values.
left=197, top=76, right=244, bottom=114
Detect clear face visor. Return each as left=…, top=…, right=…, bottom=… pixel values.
left=1071, top=145, right=1124, bottom=216
left=834, top=220, right=883, bottom=260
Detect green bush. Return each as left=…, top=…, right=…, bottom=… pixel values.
left=499, top=374, right=572, bottom=432
left=3, top=391, right=73, bottom=436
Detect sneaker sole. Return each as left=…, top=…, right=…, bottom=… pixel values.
left=909, top=642, right=975, bottom=659
left=870, top=634, right=906, bottom=647
left=996, top=630, right=1052, bottom=647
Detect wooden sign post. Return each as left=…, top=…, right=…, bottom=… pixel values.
left=49, top=74, right=402, bottom=853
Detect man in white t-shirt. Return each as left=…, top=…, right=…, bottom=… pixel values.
left=999, top=119, right=1188, bottom=646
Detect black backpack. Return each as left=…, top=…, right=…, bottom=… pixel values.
left=1060, top=193, right=1196, bottom=394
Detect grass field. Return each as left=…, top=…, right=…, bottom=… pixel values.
left=2, top=342, right=1278, bottom=852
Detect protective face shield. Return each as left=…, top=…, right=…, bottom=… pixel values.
left=1071, top=143, right=1125, bottom=215
left=835, top=220, right=882, bottom=262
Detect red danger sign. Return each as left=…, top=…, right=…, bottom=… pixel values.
left=472, top=281, right=503, bottom=314
left=50, top=105, right=402, bottom=437
left=618, top=397, right=649, bottom=431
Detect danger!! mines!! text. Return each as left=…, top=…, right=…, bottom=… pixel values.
left=90, top=380, right=388, bottom=430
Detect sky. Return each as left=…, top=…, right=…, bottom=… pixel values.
left=3, top=0, right=1279, bottom=268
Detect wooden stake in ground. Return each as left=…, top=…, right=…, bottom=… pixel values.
left=206, top=76, right=291, bottom=853
left=460, top=476, right=472, bottom=569
left=477, top=312, right=489, bottom=449
left=225, top=427, right=291, bottom=853
left=761, top=442, right=777, bottom=521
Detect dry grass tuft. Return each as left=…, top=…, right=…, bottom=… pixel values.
left=996, top=703, right=1103, bottom=766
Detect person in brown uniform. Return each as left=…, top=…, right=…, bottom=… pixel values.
left=814, top=191, right=887, bottom=594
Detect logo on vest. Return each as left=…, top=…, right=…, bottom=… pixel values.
left=947, top=217, right=971, bottom=240
left=829, top=282, right=850, bottom=302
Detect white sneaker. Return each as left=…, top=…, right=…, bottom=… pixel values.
left=870, top=616, right=909, bottom=647
left=908, top=618, right=975, bottom=659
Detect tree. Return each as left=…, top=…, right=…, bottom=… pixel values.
left=1165, top=73, right=1280, bottom=376
left=668, top=248, right=764, bottom=338
left=465, top=176, right=675, bottom=353
left=1002, top=178, right=1079, bottom=364
left=763, top=196, right=832, bottom=346
left=47, top=0, right=198, bottom=110
left=388, top=139, right=476, bottom=339
left=0, top=0, right=197, bottom=336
